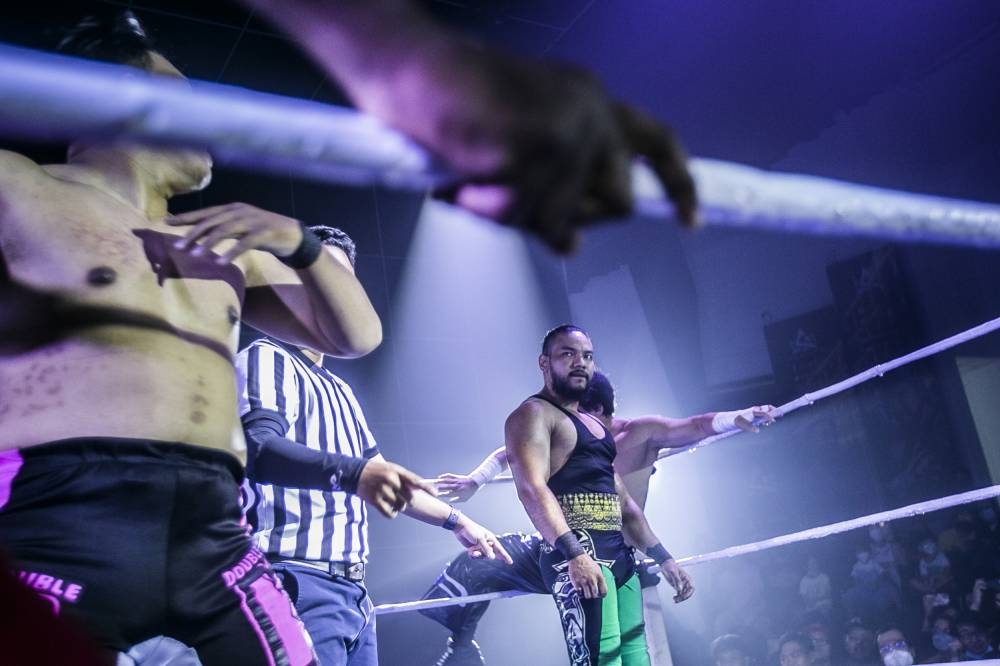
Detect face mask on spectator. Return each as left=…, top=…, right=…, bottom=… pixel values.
left=882, top=650, right=914, bottom=666
left=932, top=632, right=955, bottom=652
left=921, top=542, right=937, bottom=556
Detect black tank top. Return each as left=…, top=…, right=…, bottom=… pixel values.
left=529, top=394, right=617, bottom=496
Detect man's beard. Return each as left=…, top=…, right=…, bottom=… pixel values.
left=551, top=372, right=589, bottom=401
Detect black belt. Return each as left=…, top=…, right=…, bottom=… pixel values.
left=277, top=558, right=365, bottom=582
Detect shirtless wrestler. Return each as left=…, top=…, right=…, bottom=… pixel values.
left=0, top=12, right=415, bottom=666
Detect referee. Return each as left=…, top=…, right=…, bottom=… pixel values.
left=236, top=227, right=511, bottom=665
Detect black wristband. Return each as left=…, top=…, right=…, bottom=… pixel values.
left=442, top=507, right=461, bottom=531
left=279, top=223, right=323, bottom=269
left=646, top=543, right=672, bottom=565
left=554, top=531, right=586, bottom=560
left=332, top=456, right=369, bottom=495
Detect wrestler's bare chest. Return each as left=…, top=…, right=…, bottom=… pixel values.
left=1, top=173, right=245, bottom=336
left=0, top=167, right=249, bottom=452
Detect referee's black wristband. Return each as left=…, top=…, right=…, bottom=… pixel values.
left=646, top=543, right=672, bottom=565
left=554, top=531, right=586, bottom=560
left=332, top=455, right=369, bottom=495
left=279, top=223, right=323, bottom=269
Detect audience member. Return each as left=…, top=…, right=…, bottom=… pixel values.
left=852, top=547, right=885, bottom=586
left=869, top=525, right=905, bottom=588
left=909, top=538, right=952, bottom=597
left=954, top=613, right=997, bottom=661
left=710, top=634, right=752, bottom=666
left=967, top=578, right=1000, bottom=636
left=777, top=632, right=813, bottom=666
left=920, top=612, right=963, bottom=663
left=919, top=591, right=953, bottom=642
left=876, top=624, right=917, bottom=666
left=800, top=557, right=833, bottom=617
left=845, top=549, right=902, bottom=625
left=803, top=623, right=832, bottom=666
left=843, top=619, right=882, bottom=666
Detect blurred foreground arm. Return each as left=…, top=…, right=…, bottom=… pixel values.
left=242, top=0, right=698, bottom=253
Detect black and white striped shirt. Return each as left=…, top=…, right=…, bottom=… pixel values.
left=236, top=338, right=377, bottom=564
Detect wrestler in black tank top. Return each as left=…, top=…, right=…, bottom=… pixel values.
left=529, top=394, right=617, bottom=495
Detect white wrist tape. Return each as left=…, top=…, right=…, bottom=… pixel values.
left=711, top=409, right=755, bottom=433
left=468, top=454, right=504, bottom=487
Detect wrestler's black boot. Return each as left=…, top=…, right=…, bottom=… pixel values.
left=434, top=637, right=485, bottom=666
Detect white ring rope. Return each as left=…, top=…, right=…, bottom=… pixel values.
left=0, top=44, right=445, bottom=190
left=676, top=484, right=1000, bottom=566
left=377, top=589, right=530, bottom=616
left=3, top=44, right=1000, bottom=247
left=375, top=483, right=1000, bottom=615
left=659, top=314, right=1000, bottom=460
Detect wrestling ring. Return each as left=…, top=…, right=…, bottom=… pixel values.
left=3, top=44, right=1000, bottom=666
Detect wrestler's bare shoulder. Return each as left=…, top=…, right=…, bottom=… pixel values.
left=2, top=161, right=242, bottom=320
left=0, top=149, right=113, bottom=176
left=509, top=397, right=555, bottom=427
left=506, top=400, right=549, bottom=439
left=0, top=150, right=48, bottom=196
left=0, top=149, right=43, bottom=171
left=0, top=155, right=127, bottom=236
left=512, top=397, right=580, bottom=452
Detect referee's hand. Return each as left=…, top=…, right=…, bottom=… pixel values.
left=454, top=519, right=514, bottom=565
left=356, top=460, right=436, bottom=518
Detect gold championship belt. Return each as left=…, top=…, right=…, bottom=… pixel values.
left=556, top=492, right=622, bottom=531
